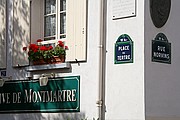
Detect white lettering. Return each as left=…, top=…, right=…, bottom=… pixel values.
left=157, top=46, right=166, bottom=52
left=58, top=90, right=63, bottom=101
left=117, top=55, right=131, bottom=60
left=67, top=90, right=72, bottom=101
left=0, top=93, right=11, bottom=104
left=24, top=89, right=32, bottom=103
left=32, top=91, right=38, bottom=103
left=72, top=89, right=77, bottom=102
left=153, top=52, right=170, bottom=59
left=118, top=45, right=129, bottom=51
left=17, top=92, right=21, bottom=103
left=13, top=93, right=17, bottom=103
left=62, top=90, right=66, bottom=101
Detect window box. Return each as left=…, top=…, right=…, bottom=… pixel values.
left=23, top=40, right=68, bottom=66
left=25, top=62, right=71, bottom=72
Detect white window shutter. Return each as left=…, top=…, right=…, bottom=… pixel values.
left=30, top=0, right=43, bottom=43
left=66, top=0, right=87, bottom=62
left=66, top=0, right=76, bottom=61
left=0, top=0, right=6, bottom=69
left=12, top=0, right=30, bottom=67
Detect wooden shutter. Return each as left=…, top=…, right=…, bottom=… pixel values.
left=66, top=0, right=87, bottom=61
left=30, top=0, right=43, bottom=42
left=12, top=0, right=30, bottom=67
left=0, top=0, right=6, bottom=69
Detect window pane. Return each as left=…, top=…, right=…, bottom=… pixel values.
left=44, top=37, right=56, bottom=41
left=60, top=13, right=66, bottom=34
left=60, top=35, right=66, bottom=39
left=44, top=15, right=56, bottom=37
left=60, top=0, right=66, bottom=11
left=45, top=0, right=56, bottom=15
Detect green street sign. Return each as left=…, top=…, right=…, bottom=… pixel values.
left=0, top=76, right=80, bottom=113
left=152, top=33, right=171, bottom=64
left=114, top=34, right=134, bottom=64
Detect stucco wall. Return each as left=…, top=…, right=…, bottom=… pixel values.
left=145, top=0, right=180, bottom=119
left=106, top=0, right=145, bottom=119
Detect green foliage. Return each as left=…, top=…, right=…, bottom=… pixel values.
left=28, top=49, right=42, bottom=62
left=41, top=50, right=53, bottom=61
left=52, top=45, right=66, bottom=56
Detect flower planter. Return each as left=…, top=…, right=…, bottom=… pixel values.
left=24, top=40, right=68, bottom=65
left=51, top=55, right=65, bottom=64
left=33, top=59, right=46, bottom=65
left=32, top=56, right=65, bottom=65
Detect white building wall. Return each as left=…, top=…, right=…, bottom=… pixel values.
left=145, top=0, right=180, bottom=120
left=105, top=0, right=145, bottom=119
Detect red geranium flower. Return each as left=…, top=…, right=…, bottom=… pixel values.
left=23, top=47, right=27, bottom=51
left=33, top=49, right=38, bottom=53
left=65, top=46, right=69, bottom=50
left=29, top=44, right=39, bottom=52
left=40, top=46, right=48, bottom=51
left=48, top=46, right=53, bottom=50
left=37, top=39, right=43, bottom=42
left=58, top=41, right=64, bottom=47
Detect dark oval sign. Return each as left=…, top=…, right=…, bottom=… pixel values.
left=150, top=0, right=171, bottom=28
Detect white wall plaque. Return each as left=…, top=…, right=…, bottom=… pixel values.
left=112, top=0, right=136, bottom=20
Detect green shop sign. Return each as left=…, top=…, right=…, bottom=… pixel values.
left=152, top=33, right=171, bottom=64
left=0, top=76, right=80, bottom=113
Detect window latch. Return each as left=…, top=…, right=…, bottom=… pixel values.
left=75, top=59, right=80, bottom=66
left=82, top=28, right=85, bottom=34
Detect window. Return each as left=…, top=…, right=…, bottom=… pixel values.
left=44, top=0, right=66, bottom=41
left=30, top=0, right=87, bottom=62
left=12, top=0, right=87, bottom=67
left=44, top=0, right=57, bottom=40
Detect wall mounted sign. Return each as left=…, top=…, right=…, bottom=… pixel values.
left=0, top=76, right=80, bottom=113
left=1, top=71, right=6, bottom=76
left=152, top=33, right=171, bottom=64
left=115, top=34, right=133, bottom=64
left=112, top=0, right=136, bottom=20
left=150, top=0, right=171, bottom=28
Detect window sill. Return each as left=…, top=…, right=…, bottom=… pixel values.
left=25, top=63, right=71, bottom=72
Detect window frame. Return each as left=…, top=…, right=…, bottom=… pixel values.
left=42, top=0, right=67, bottom=46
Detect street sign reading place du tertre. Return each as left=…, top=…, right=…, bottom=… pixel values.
left=115, top=34, right=134, bottom=64
left=0, top=76, right=80, bottom=113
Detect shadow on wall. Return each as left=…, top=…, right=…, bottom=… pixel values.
left=0, top=113, right=86, bottom=120
left=0, top=0, right=6, bottom=68
left=12, top=0, right=30, bottom=67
